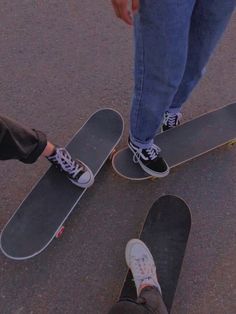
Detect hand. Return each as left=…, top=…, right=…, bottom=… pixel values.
left=111, top=0, right=140, bottom=25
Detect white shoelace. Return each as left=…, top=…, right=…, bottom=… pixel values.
left=130, top=255, right=157, bottom=288
left=130, top=255, right=162, bottom=295
left=133, top=144, right=161, bottom=163
left=163, top=112, right=182, bottom=127
left=50, top=149, right=84, bottom=178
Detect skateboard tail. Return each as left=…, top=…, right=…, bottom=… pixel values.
left=148, top=196, right=191, bottom=311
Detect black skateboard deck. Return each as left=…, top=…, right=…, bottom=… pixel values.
left=0, top=108, right=124, bottom=260
left=120, top=195, right=191, bottom=312
left=112, top=103, right=236, bottom=180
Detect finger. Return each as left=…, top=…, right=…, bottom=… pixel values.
left=111, top=0, right=121, bottom=18
left=118, top=1, right=133, bottom=25
left=132, top=0, right=140, bottom=13
left=119, top=8, right=133, bottom=25
left=111, top=0, right=133, bottom=25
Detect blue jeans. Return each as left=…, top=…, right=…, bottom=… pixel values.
left=130, top=0, right=235, bottom=148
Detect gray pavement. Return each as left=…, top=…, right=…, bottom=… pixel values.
left=0, top=1, right=235, bottom=313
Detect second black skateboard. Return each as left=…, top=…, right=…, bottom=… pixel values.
left=120, top=195, right=191, bottom=312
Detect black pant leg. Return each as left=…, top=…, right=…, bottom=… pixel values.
left=108, top=299, right=147, bottom=314
left=0, top=114, right=47, bottom=163
left=138, top=287, right=168, bottom=314
left=108, top=287, right=168, bottom=314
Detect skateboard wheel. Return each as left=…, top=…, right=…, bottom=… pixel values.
left=228, top=140, right=236, bottom=146
left=55, top=226, right=65, bottom=238
left=151, top=177, right=158, bottom=181
left=109, top=149, right=116, bottom=161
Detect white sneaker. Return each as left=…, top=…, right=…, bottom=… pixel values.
left=47, top=147, right=94, bottom=188
left=125, top=239, right=162, bottom=296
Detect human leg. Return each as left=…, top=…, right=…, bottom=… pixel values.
left=108, top=287, right=167, bottom=314
left=130, top=0, right=196, bottom=147
left=128, top=0, right=197, bottom=176
left=168, top=0, right=236, bottom=114
left=0, top=114, right=94, bottom=188
left=0, top=114, right=47, bottom=163
left=108, top=239, right=168, bottom=314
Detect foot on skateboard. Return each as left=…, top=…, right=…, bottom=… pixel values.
left=119, top=195, right=191, bottom=312
left=0, top=108, right=124, bottom=260
left=113, top=103, right=236, bottom=180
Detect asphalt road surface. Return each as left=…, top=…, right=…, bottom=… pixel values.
left=0, top=1, right=235, bottom=313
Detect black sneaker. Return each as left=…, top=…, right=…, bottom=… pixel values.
left=47, top=147, right=94, bottom=188
left=161, top=112, right=182, bottom=132
left=128, top=138, right=169, bottom=178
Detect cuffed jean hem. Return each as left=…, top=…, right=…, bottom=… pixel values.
left=166, top=108, right=182, bottom=114
left=129, top=133, right=154, bottom=149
